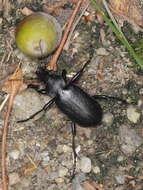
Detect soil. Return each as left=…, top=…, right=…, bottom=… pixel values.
left=0, top=1, right=143, bottom=190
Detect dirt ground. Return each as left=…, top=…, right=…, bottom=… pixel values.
left=0, top=0, right=143, bottom=190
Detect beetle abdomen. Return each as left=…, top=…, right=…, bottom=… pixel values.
left=56, top=85, right=102, bottom=127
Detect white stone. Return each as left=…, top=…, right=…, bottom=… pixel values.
left=96, top=48, right=109, bottom=56
left=62, top=145, right=72, bottom=153
left=40, top=150, right=50, bottom=166
left=80, top=156, right=92, bottom=173
left=102, top=112, right=114, bottom=126
left=127, top=105, right=140, bottom=123
left=93, top=166, right=100, bottom=174
left=58, top=167, right=68, bottom=177
left=9, top=150, right=20, bottom=160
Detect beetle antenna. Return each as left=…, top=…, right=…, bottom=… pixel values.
left=17, top=97, right=55, bottom=123
left=68, top=59, right=91, bottom=85
left=70, top=122, right=77, bottom=181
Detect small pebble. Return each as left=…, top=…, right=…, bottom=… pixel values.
left=9, top=172, right=20, bottom=185
left=87, top=140, right=93, bottom=146
left=62, top=145, right=72, bottom=153
left=127, top=105, right=140, bottom=123
left=58, top=167, right=68, bottom=177
left=117, top=155, right=124, bottom=162
left=9, top=150, right=20, bottom=160
left=138, top=99, right=143, bottom=107
left=40, top=150, right=50, bottom=166
left=55, top=178, right=64, bottom=183
left=115, top=175, right=125, bottom=185
left=102, top=112, right=114, bottom=126
left=13, top=89, right=44, bottom=122
left=72, top=174, right=86, bottom=190
left=122, top=88, right=128, bottom=95
left=80, top=156, right=92, bottom=173
left=40, top=150, right=49, bottom=158
left=61, top=160, right=72, bottom=168
left=139, top=88, right=143, bottom=95
left=56, top=145, right=64, bottom=153
left=93, top=166, right=101, bottom=174
left=119, top=125, right=142, bottom=155
left=75, top=145, right=81, bottom=155
left=96, top=48, right=109, bottom=56
left=0, top=18, right=2, bottom=25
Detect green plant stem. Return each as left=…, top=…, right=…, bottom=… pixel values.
left=91, top=0, right=143, bottom=68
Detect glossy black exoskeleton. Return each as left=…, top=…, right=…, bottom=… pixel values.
left=38, top=68, right=103, bottom=127
left=18, top=60, right=128, bottom=180
left=18, top=60, right=127, bottom=126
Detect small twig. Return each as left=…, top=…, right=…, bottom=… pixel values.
left=102, top=0, right=124, bottom=37
left=64, top=3, right=90, bottom=51
left=0, top=94, right=10, bottom=112
left=0, top=52, right=7, bottom=66
left=6, top=51, right=12, bottom=63
left=1, top=94, right=14, bottom=190
left=48, top=0, right=84, bottom=71
left=1, top=65, right=24, bottom=190
left=25, top=153, right=38, bottom=169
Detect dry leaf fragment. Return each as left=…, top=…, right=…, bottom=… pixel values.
left=83, top=15, right=93, bottom=22
left=109, top=0, right=129, bottom=15
left=109, top=0, right=143, bottom=31
left=96, top=12, right=104, bottom=24
left=24, top=163, right=37, bottom=176
left=97, top=72, right=104, bottom=80
left=2, top=65, right=27, bottom=97
left=21, top=7, right=33, bottom=16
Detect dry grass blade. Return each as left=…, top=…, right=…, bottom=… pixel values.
left=2, top=0, right=11, bottom=18
left=2, top=64, right=26, bottom=96
left=48, top=0, right=84, bottom=71
left=0, top=94, right=10, bottom=112
left=1, top=65, right=26, bottom=190
left=64, top=3, right=90, bottom=51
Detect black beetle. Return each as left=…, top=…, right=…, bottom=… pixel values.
left=18, top=60, right=127, bottom=125
left=18, top=59, right=128, bottom=179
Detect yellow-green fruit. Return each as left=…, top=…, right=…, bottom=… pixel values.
left=15, top=12, right=62, bottom=57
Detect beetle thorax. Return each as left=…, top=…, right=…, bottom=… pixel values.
left=46, top=75, right=66, bottom=97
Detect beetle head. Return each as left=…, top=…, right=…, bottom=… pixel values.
left=36, top=67, right=66, bottom=97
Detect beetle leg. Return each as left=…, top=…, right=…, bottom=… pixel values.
left=62, top=69, right=67, bottom=82
left=17, top=97, right=55, bottom=123
left=28, top=84, right=48, bottom=95
left=28, top=84, right=39, bottom=90
left=92, top=95, right=128, bottom=104
left=69, top=59, right=90, bottom=84
left=71, top=122, right=77, bottom=180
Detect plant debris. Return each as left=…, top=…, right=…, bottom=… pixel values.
left=0, top=1, right=143, bottom=190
